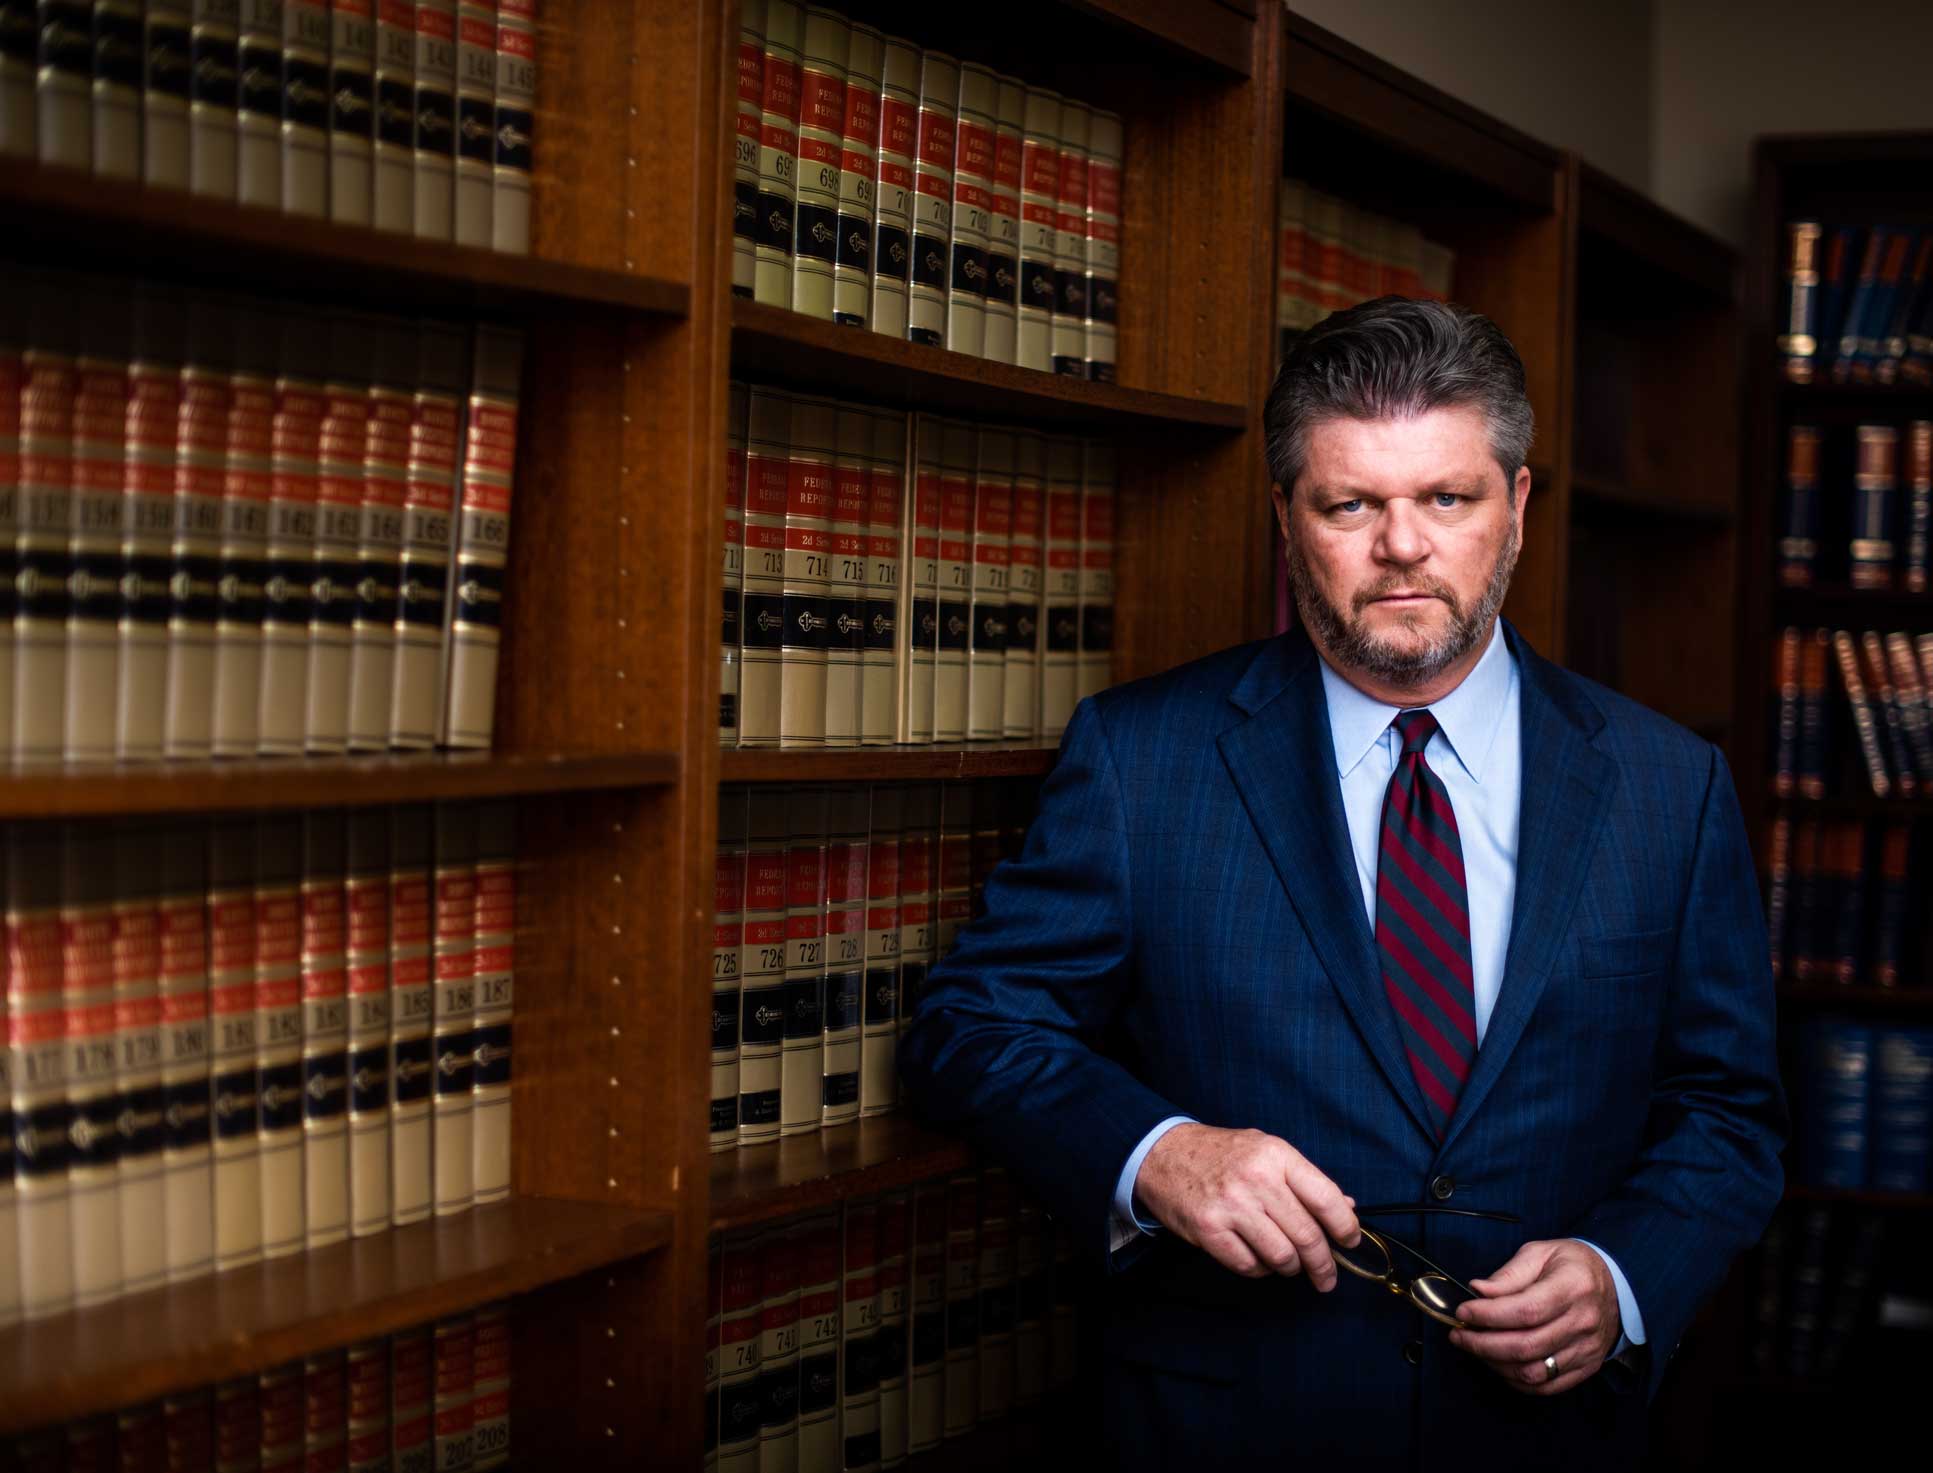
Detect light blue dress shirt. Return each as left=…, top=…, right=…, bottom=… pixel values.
left=1109, top=623, right=1646, bottom=1349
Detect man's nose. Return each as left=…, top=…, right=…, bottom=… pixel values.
left=1375, top=503, right=1429, bottom=564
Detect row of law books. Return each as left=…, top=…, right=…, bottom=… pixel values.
left=1276, top=179, right=1455, bottom=358
left=1780, top=222, right=1933, bottom=386
left=1795, top=1019, right=1933, bottom=1194
left=0, top=0, right=535, bottom=254
left=707, top=1167, right=1078, bottom=1473
left=735, top=1, right=1123, bottom=380
left=1777, top=421, right=1933, bottom=592
left=0, top=801, right=515, bottom=1326
left=1765, top=816, right=1915, bottom=987
left=0, top=275, right=521, bottom=763
left=1752, top=1204, right=1888, bottom=1383
left=721, top=385, right=1114, bottom=751
left=3, top=1305, right=510, bottom=1471
left=1771, top=627, right=1933, bottom=800
left=712, top=779, right=1033, bottom=1151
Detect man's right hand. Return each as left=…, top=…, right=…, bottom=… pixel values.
left=1133, top=1123, right=1362, bottom=1288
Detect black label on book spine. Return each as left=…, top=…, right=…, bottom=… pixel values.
left=761, top=1363, right=800, bottom=1429
left=376, top=74, right=411, bottom=146
left=797, top=1350, right=837, bottom=1414
left=303, top=1052, right=348, bottom=1120
left=163, top=1078, right=212, bottom=1150
left=873, top=1321, right=905, bottom=1375
left=310, top=558, right=358, bottom=627
left=435, top=1032, right=474, bottom=1095
left=213, top=1067, right=258, bottom=1138
left=391, top=1035, right=432, bottom=1104
left=450, top=556, right=503, bottom=631
left=910, top=1310, right=943, bottom=1366
left=711, top=987, right=741, bottom=1052
left=844, top=1429, right=881, bottom=1468
left=1089, top=275, right=1118, bottom=325
left=1045, top=603, right=1078, bottom=653
left=898, top=961, right=926, bottom=1006
left=355, top=556, right=399, bottom=626
left=937, top=599, right=969, bottom=652
left=987, top=252, right=1017, bottom=306
left=213, top=555, right=261, bottom=625
left=39, top=0, right=90, bottom=78
left=258, top=1060, right=303, bottom=1131
left=709, top=1094, right=737, bottom=1135
left=119, top=1082, right=166, bottom=1159
left=17, top=548, right=74, bottom=620
left=71, top=550, right=123, bottom=620
left=909, top=599, right=936, bottom=651
left=863, top=597, right=895, bottom=652
left=190, top=27, right=237, bottom=106
left=93, top=3, right=143, bottom=87
left=263, top=556, right=313, bottom=625
left=742, top=591, right=785, bottom=651
left=821, top=1071, right=858, bottom=1107
left=282, top=54, right=329, bottom=131
left=911, top=230, right=948, bottom=289
left=829, top=598, right=865, bottom=656
left=719, top=1379, right=762, bottom=1448
left=784, top=976, right=823, bottom=1040
left=123, top=552, right=174, bottom=626
left=415, top=83, right=453, bottom=149
left=980, top=1282, right=1016, bottom=1334
left=332, top=62, right=373, bottom=136
left=1081, top=603, right=1113, bottom=652
left=0, top=1103, right=11, bottom=1179
left=756, top=189, right=795, bottom=252
left=1011, top=607, right=1036, bottom=648
left=875, top=223, right=911, bottom=283
left=349, top=1043, right=388, bottom=1114
left=795, top=202, right=838, bottom=263
left=739, top=983, right=786, bottom=1047
left=780, top=593, right=828, bottom=652
left=946, top=1297, right=979, bottom=1349
left=1088, top=360, right=1116, bottom=384
left=1058, top=268, right=1088, bottom=320
left=825, top=966, right=863, bottom=1031
left=0, top=2, right=34, bottom=67
left=494, top=104, right=531, bottom=171
left=15, top=1101, right=73, bottom=1178
left=1020, top=260, right=1055, bottom=313
left=973, top=606, right=1007, bottom=654
left=951, top=243, right=987, bottom=298
left=395, top=557, right=447, bottom=628
left=456, top=93, right=492, bottom=163
left=70, top=1094, right=121, bottom=1169
left=837, top=210, right=872, bottom=271
left=733, top=179, right=758, bottom=243
left=473, top=1021, right=510, bottom=1086
left=844, top=1335, right=880, bottom=1396
left=738, top=1087, right=780, bottom=1126
left=0, top=548, right=14, bottom=619
left=864, top=965, right=897, bottom=1025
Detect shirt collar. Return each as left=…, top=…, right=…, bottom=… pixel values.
left=1316, top=621, right=1516, bottom=785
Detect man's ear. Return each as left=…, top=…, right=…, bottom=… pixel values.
left=1514, top=464, right=1532, bottom=511
left=1270, top=483, right=1292, bottom=545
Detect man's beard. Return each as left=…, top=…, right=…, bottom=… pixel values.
left=1284, top=512, right=1520, bottom=689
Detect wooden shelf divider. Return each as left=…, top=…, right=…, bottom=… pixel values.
left=719, top=744, right=1057, bottom=784
left=710, top=1116, right=976, bottom=1234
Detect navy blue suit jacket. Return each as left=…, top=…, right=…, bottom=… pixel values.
left=898, top=623, right=1786, bottom=1471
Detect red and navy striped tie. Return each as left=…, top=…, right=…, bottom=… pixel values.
left=1375, top=709, right=1477, bottom=1138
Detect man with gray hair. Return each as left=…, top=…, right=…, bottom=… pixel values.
left=899, top=296, right=1785, bottom=1469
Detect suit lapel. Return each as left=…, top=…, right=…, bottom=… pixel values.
left=1217, top=631, right=1440, bottom=1143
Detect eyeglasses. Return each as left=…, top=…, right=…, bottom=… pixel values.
left=1330, top=1204, right=1521, bottom=1327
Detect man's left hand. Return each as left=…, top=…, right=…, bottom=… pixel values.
left=1447, top=1240, right=1621, bottom=1396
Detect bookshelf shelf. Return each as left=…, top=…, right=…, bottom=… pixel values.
left=1770, top=583, right=1933, bottom=615
left=1576, top=161, right=1736, bottom=301
left=730, top=301, right=1248, bottom=433
left=1772, top=793, right=1933, bottom=819
left=1778, top=983, right=1933, bottom=1013
left=0, top=158, right=692, bottom=320
left=1570, top=473, right=1737, bottom=527
left=1784, top=1184, right=1933, bottom=1212
left=709, top=1116, right=976, bottom=1234
left=0, top=749, right=681, bottom=820
left=0, top=1197, right=672, bottom=1436
left=719, top=744, right=1058, bottom=784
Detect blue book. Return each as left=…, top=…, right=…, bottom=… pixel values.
left=1872, top=1027, right=1933, bottom=1194
left=1801, top=1019, right=1873, bottom=1189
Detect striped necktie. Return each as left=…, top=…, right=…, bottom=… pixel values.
left=1374, top=709, right=1477, bottom=1138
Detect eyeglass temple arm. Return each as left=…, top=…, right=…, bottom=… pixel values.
left=1352, top=1204, right=1521, bottom=1225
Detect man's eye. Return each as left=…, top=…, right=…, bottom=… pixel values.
left=1431, top=493, right=1463, bottom=509
left=1333, top=499, right=1364, bottom=514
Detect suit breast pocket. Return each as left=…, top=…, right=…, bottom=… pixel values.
left=1576, top=927, right=1673, bottom=980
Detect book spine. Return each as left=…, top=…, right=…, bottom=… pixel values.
left=1771, top=627, right=1799, bottom=797
left=1779, top=220, right=1823, bottom=383
left=1789, top=820, right=1820, bottom=982
left=1880, top=236, right=1933, bottom=382
left=975, top=1169, right=1014, bottom=1423
left=111, top=824, right=166, bottom=1296
left=1040, top=438, right=1080, bottom=738
left=780, top=784, right=827, bottom=1137
left=469, top=799, right=511, bottom=1204
left=253, top=815, right=304, bottom=1261
left=117, top=286, right=182, bottom=761
left=260, top=313, right=324, bottom=757
left=705, top=1243, right=724, bottom=1472
left=755, top=1225, right=800, bottom=1468
left=907, top=1182, right=945, bottom=1454
left=791, top=6, right=845, bottom=322
left=346, top=1338, right=390, bottom=1473
left=907, top=50, right=956, bottom=349
left=488, top=0, right=530, bottom=253
left=451, top=0, right=493, bottom=248
left=740, top=386, right=788, bottom=749
left=390, top=320, right=462, bottom=749
left=841, top=1199, right=883, bottom=1471
left=1832, top=630, right=1890, bottom=797
left=904, top=414, right=941, bottom=744
left=9, top=827, right=73, bottom=1319
left=16, top=309, right=79, bottom=764
left=430, top=801, right=476, bottom=1215
left=1831, top=230, right=1884, bottom=383
left=215, top=1376, right=260, bottom=1471
left=721, top=380, right=746, bottom=747
left=941, top=1172, right=978, bottom=1438
left=432, top=1313, right=476, bottom=1473
left=65, top=291, right=129, bottom=765
left=388, top=803, right=432, bottom=1226
left=303, top=1349, right=348, bottom=1471
left=712, top=789, right=745, bottom=1152
left=868, top=33, right=916, bottom=338
left=1862, top=633, right=1917, bottom=798
left=1886, top=630, right=1933, bottom=779
left=795, top=1212, right=841, bottom=1469
left=970, top=800, right=1001, bottom=921
left=371, top=0, right=414, bottom=231
left=204, top=302, right=267, bottom=759
left=207, top=820, right=260, bottom=1273
left=1872, top=1028, right=1933, bottom=1193
left=896, top=784, right=934, bottom=1026
left=830, top=24, right=880, bottom=325
left=390, top=1325, right=433, bottom=1472
left=1003, top=433, right=1042, bottom=739
left=730, top=0, right=763, bottom=299
left=186, top=0, right=239, bottom=197
left=1828, top=822, right=1864, bottom=984
left=163, top=1388, right=216, bottom=1467
left=737, top=792, right=786, bottom=1145
left=780, top=394, right=834, bottom=748
left=1050, top=99, right=1088, bottom=377
left=933, top=420, right=972, bottom=743
left=1084, top=109, right=1121, bottom=382
left=1796, top=628, right=1828, bottom=800
left=299, top=811, right=349, bottom=1247
left=967, top=429, right=1011, bottom=741
left=472, top=1301, right=510, bottom=1470
left=346, top=318, right=411, bottom=750
left=821, top=785, right=867, bottom=1128
left=309, top=316, right=369, bottom=754
left=875, top=1190, right=910, bottom=1466
left=1012, top=1197, right=1045, bottom=1407
left=344, top=809, right=390, bottom=1235
left=0, top=304, right=18, bottom=761
left=441, top=323, right=520, bottom=750
left=1802, top=1019, right=1872, bottom=1188
left=861, top=406, right=903, bottom=745
left=1811, top=227, right=1854, bottom=375
left=1851, top=424, right=1898, bottom=591
left=258, top=1360, right=304, bottom=1472
left=1765, top=813, right=1791, bottom=981
left=90, top=0, right=141, bottom=176
left=280, top=0, right=330, bottom=217
left=1907, top=421, right=1933, bottom=593
left=1015, top=86, right=1058, bottom=373
left=1777, top=423, right=1819, bottom=588
left=328, top=0, right=376, bottom=224
left=983, top=75, right=1022, bottom=365
left=947, top=62, right=995, bottom=356
left=860, top=784, right=900, bottom=1117
left=827, top=405, right=869, bottom=746
left=410, top=0, right=454, bottom=239
left=36, top=0, right=93, bottom=167
left=1873, top=822, right=1910, bottom=987
left=754, top=0, right=801, bottom=308
left=717, top=1231, right=765, bottom=1473
left=1856, top=231, right=1913, bottom=377
left=0, top=0, right=35, bottom=155
left=936, top=783, right=971, bottom=961
left=1078, top=439, right=1114, bottom=702
left=157, top=823, right=212, bottom=1283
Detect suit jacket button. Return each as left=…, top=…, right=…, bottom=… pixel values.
left=1403, top=1340, right=1423, bottom=1366
left=1430, top=1175, right=1455, bottom=1201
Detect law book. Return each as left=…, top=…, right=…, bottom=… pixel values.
left=1012, top=1196, right=1046, bottom=1408
left=983, top=74, right=1022, bottom=365
left=753, top=0, right=801, bottom=308
left=975, top=1168, right=1015, bottom=1423
left=87, top=0, right=140, bottom=177
left=1801, top=1019, right=1872, bottom=1188
left=430, top=800, right=476, bottom=1215
left=470, top=798, right=511, bottom=1205
left=934, top=419, right=972, bottom=743
left=1878, top=234, right=1933, bottom=384
left=717, top=1230, right=765, bottom=1473
left=1002, top=431, right=1042, bottom=739
left=1832, top=630, right=1890, bottom=798
left=303, top=1348, right=348, bottom=1472
left=186, top=0, right=239, bottom=197
left=966, top=428, right=1011, bottom=742
left=1871, top=1027, right=1933, bottom=1193
left=1811, top=227, right=1856, bottom=373
left=345, top=315, right=411, bottom=750
left=821, top=784, right=866, bottom=1128
left=207, top=818, right=261, bottom=1273
left=1014, top=85, right=1059, bottom=373
left=1040, top=436, right=1081, bottom=738
left=328, top=0, right=376, bottom=224
left=344, top=808, right=391, bottom=1236
left=875, top=1189, right=911, bottom=1467
left=935, top=783, right=971, bottom=962
left=34, top=0, right=91, bottom=167
left=781, top=393, right=835, bottom=748
left=163, top=1388, right=216, bottom=1468
left=15, top=284, right=80, bottom=764
left=1777, top=423, right=1820, bottom=588
left=254, top=815, right=304, bottom=1261
left=441, top=322, right=520, bottom=748
left=796, top=1211, right=842, bottom=1472
left=1083, top=108, right=1121, bottom=382
left=730, top=0, right=763, bottom=298
left=907, top=49, right=957, bottom=349
left=259, top=309, right=326, bottom=757
left=451, top=0, right=495, bottom=248
left=755, top=1223, right=801, bottom=1470
left=390, top=1325, right=434, bottom=1472
left=1886, top=630, right=1933, bottom=780
left=859, top=782, right=899, bottom=1117
left=1830, top=230, right=1887, bottom=385
left=737, top=790, right=786, bottom=1145
left=1906, top=421, right=1932, bottom=593
left=941, top=1172, right=978, bottom=1439
left=488, top=0, right=531, bottom=254
left=1873, top=823, right=1910, bottom=988
left=346, top=1338, right=390, bottom=1473
left=867, top=31, right=916, bottom=338
left=371, top=0, right=414, bottom=231
left=902, top=413, right=942, bottom=744
left=389, top=318, right=464, bottom=750
left=411, top=0, right=456, bottom=240
left=721, top=380, right=746, bottom=747
left=388, top=802, right=433, bottom=1226
left=1850, top=424, right=1898, bottom=591
left=298, top=810, right=350, bottom=1248
left=791, top=6, right=845, bottom=321
left=946, top=61, right=995, bottom=356
left=158, top=821, right=213, bottom=1282
left=712, top=787, right=745, bottom=1152
left=1797, top=628, right=1828, bottom=800
left=1827, top=823, right=1863, bottom=985
left=781, top=783, right=828, bottom=1137
left=1853, top=230, right=1915, bottom=379
left=279, top=0, right=330, bottom=217
left=1767, top=815, right=1791, bottom=981
left=861, top=405, right=903, bottom=745
left=1277, top=178, right=1308, bottom=357
left=111, top=822, right=166, bottom=1296
left=841, top=1198, right=883, bottom=1472
left=705, top=1242, right=724, bottom=1472
left=739, top=385, right=788, bottom=749
left=200, top=297, right=265, bottom=759
left=432, top=1313, right=476, bottom=1473
left=1789, top=821, right=1822, bottom=982
left=307, top=312, right=370, bottom=754
left=895, top=783, right=935, bottom=1025
left=1861, top=633, right=1916, bottom=798
left=7, top=826, right=71, bottom=1319
left=1050, top=98, right=1089, bottom=377
left=0, top=0, right=31, bottom=156
left=1780, top=220, right=1823, bottom=383
left=259, top=1361, right=305, bottom=1472
left=1771, top=627, right=1800, bottom=797
left=828, top=404, right=869, bottom=746
left=0, top=288, right=19, bottom=758
left=1905, top=257, right=1933, bottom=386
left=1078, top=438, right=1115, bottom=702
left=64, top=284, right=131, bottom=765
left=471, top=1300, right=510, bottom=1470
left=116, top=284, right=185, bottom=761
left=969, top=791, right=1001, bottom=921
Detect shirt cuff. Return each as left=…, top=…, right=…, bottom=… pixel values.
left=1108, top=1115, right=1195, bottom=1254
left=1573, top=1238, right=1646, bottom=1348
